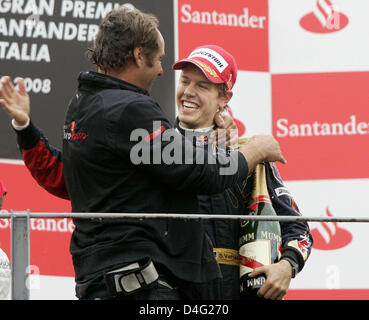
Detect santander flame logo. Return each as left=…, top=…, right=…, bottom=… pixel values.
left=300, top=0, right=349, bottom=33
left=311, top=207, right=353, bottom=250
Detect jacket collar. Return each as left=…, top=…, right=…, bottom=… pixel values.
left=78, top=71, right=149, bottom=96
left=174, top=117, right=216, bottom=146
left=174, top=117, right=216, bottom=136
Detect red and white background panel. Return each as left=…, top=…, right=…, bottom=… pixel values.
left=176, top=0, right=369, bottom=300
left=0, top=0, right=368, bottom=300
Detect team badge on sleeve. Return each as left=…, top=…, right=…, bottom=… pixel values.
left=287, top=235, right=312, bottom=261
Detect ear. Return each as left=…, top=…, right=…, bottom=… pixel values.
left=133, top=46, right=145, bottom=67
left=218, top=90, right=233, bottom=110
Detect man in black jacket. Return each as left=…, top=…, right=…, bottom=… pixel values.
left=0, top=7, right=286, bottom=300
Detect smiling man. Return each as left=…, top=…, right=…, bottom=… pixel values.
left=174, top=45, right=235, bottom=130
left=171, top=45, right=313, bottom=300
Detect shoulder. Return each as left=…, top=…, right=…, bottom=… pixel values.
left=98, top=89, right=162, bottom=123
left=98, top=89, right=155, bottom=109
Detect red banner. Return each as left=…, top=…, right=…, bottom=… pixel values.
left=178, top=0, right=269, bottom=72
left=0, top=162, right=73, bottom=276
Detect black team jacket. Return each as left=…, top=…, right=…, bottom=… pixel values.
left=175, top=119, right=313, bottom=300
left=14, top=71, right=249, bottom=287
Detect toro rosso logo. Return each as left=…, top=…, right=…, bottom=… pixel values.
left=64, top=121, right=88, bottom=141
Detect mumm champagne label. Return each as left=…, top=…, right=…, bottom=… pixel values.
left=238, top=163, right=282, bottom=294
left=239, top=240, right=271, bottom=278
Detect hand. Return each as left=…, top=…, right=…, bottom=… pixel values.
left=249, top=134, right=287, bottom=164
left=238, top=134, right=286, bottom=172
left=210, top=109, right=239, bottom=146
left=248, top=259, right=293, bottom=300
left=0, top=76, right=30, bottom=126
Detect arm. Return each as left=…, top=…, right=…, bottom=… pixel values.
left=213, top=106, right=287, bottom=172
left=266, top=162, right=313, bottom=269
left=16, top=122, right=69, bottom=200
left=118, top=100, right=286, bottom=194
left=249, top=162, right=313, bottom=300
left=114, top=100, right=248, bottom=194
left=0, top=77, right=69, bottom=199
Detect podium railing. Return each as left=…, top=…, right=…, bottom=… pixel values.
left=3, top=210, right=369, bottom=300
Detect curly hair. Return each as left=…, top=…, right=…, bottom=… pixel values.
left=86, top=7, right=160, bottom=72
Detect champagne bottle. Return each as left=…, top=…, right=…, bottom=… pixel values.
left=239, top=162, right=282, bottom=300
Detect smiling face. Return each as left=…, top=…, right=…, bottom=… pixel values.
left=176, top=63, right=231, bottom=129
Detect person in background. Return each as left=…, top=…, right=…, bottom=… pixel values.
left=0, top=7, right=286, bottom=300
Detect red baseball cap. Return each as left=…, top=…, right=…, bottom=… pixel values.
left=0, top=181, right=6, bottom=198
left=172, top=45, right=238, bottom=91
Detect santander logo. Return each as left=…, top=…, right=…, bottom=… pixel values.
left=300, top=0, right=349, bottom=33
left=180, top=4, right=267, bottom=29
left=311, top=207, right=353, bottom=250
left=276, top=115, right=369, bottom=138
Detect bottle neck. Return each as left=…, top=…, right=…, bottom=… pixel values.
left=248, top=163, right=272, bottom=210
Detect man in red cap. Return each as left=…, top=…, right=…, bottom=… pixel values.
left=173, top=45, right=237, bottom=131
left=172, top=45, right=312, bottom=300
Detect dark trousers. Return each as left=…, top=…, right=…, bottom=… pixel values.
left=76, top=267, right=222, bottom=300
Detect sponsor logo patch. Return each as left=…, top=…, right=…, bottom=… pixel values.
left=64, top=121, right=88, bottom=141
left=275, top=187, right=291, bottom=197
left=189, top=48, right=229, bottom=73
